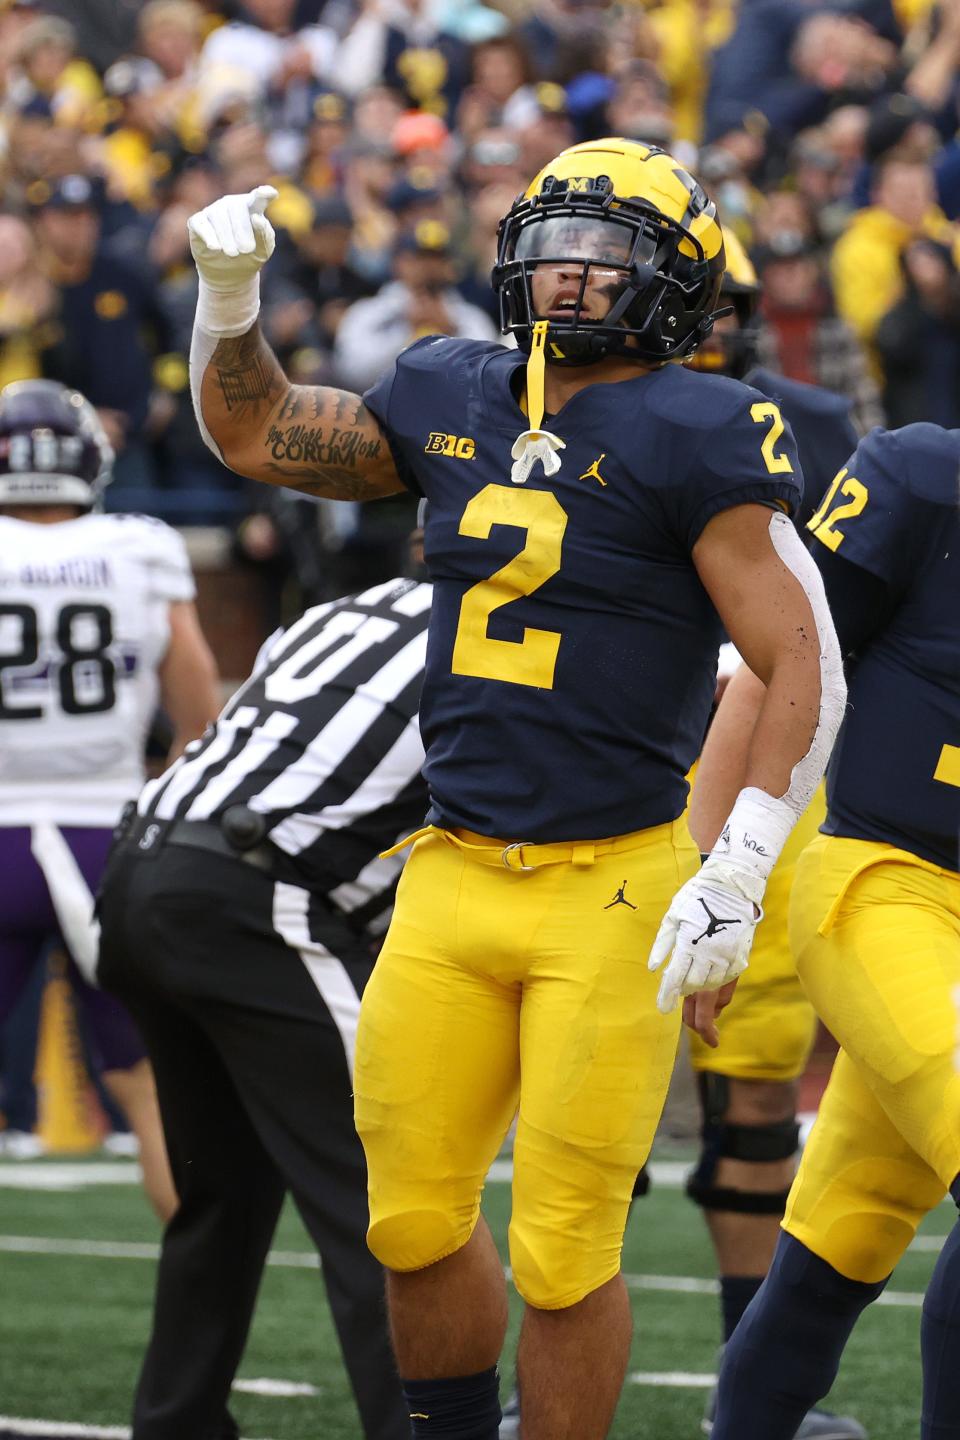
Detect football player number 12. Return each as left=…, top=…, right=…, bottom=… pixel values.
left=806, top=467, right=869, bottom=551
left=452, top=484, right=567, bottom=688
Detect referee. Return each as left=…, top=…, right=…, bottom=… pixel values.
left=96, top=574, right=431, bottom=1440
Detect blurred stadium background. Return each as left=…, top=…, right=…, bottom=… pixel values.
left=2, top=0, right=960, bottom=1432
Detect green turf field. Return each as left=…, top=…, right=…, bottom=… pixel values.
left=0, top=1150, right=946, bottom=1438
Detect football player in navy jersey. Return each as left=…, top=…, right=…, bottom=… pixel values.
left=682, top=235, right=866, bottom=1440
left=185, top=141, right=847, bottom=1440
left=689, top=231, right=861, bottom=525
left=693, top=423, right=960, bottom=1440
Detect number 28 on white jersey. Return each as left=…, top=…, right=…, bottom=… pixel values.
left=0, top=511, right=195, bottom=826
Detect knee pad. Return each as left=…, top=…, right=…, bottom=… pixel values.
left=687, top=1072, right=800, bottom=1216
left=367, top=1203, right=476, bottom=1273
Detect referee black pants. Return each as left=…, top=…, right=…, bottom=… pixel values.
left=97, top=840, right=407, bottom=1440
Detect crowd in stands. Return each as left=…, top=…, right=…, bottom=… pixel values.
left=1, top=0, right=959, bottom=599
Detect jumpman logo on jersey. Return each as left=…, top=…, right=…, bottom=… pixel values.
left=692, top=897, right=741, bottom=945
left=604, top=880, right=637, bottom=910
left=579, top=453, right=608, bottom=487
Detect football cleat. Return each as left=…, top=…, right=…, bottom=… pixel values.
left=0, top=378, right=113, bottom=508
left=498, top=1388, right=520, bottom=1439
left=702, top=1386, right=868, bottom=1438
left=0, top=1128, right=46, bottom=1159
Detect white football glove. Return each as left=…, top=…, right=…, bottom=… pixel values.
left=647, top=857, right=764, bottom=1015
left=187, top=184, right=278, bottom=291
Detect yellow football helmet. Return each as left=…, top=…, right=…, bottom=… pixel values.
left=688, top=227, right=761, bottom=378
left=492, top=138, right=726, bottom=365
left=719, top=229, right=760, bottom=321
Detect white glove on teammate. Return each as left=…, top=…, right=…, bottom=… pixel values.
left=188, top=185, right=278, bottom=336
left=647, top=857, right=763, bottom=1014
left=648, top=785, right=797, bottom=1014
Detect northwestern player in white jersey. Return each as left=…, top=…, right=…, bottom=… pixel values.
left=0, top=379, right=220, bottom=1215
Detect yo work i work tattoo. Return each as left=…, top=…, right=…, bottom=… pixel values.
left=208, top=325, right=391, bottom=499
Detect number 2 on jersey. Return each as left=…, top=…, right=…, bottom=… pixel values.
left=452, top=485, right=567, bottom=688
left=750, top=403, right=793, bottom=474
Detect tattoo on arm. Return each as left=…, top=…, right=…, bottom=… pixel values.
left=211, top=327, right=285, bottom=418
left=205, top=327, right=399, bottom=498
left=262, top=410, right=385, bottom=498
left=216, top=354, right=272, bottom=410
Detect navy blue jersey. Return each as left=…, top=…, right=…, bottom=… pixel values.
left=365, top=338, right=802, bottom=841
left=747, top=367, right=859, bottom=525
left=808, top=424, right=960, bottom=870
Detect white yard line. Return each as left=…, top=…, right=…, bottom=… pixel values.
left=628, top=1372, right=717, bottom=1388
left=0, top=1396, right=292, bottom=1436
left=0, top=1425, right=276, bottom=1440
left=0, top=1164, right=140, bottom=1191
left=0, top=1423, right=275, bottom=1440
left=232, top=1379, right=319, bottom=1398
left=0, top=1236, right=323, bottom=1267
left=625, top=1272, right=718, bottom=1295
left=0, top=1237, right=158, bottom=1259
left=0, top=1422, right=131, bottom=1438
left=0, top=1157, right=695, bottom=1191
left=0, top=1236, right=935, bottom=1310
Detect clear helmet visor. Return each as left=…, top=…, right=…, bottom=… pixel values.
left=512, top=215, right=661, bottom=324
left=511, top=213, right=656, bottom=268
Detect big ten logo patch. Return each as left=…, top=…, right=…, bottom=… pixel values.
left=424, top=433, right=476, bottom=460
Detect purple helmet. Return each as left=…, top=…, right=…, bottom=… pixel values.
left=0, top=380, right=113, bottom=508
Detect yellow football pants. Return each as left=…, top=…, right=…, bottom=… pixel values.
left=784, top=834, right=960, bottom=1283
left=354, top=818, right=699, bottom=1309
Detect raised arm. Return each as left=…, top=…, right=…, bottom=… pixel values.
left=188, top=187, right=404, bottom=501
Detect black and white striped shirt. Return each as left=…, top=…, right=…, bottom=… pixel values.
left=138, top=577, right=431, bottom=935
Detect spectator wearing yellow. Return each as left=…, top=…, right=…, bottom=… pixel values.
left=138, top=0, right=204, bottom=82
left=135, top=0, right=207, bottom=154
left=99, top=57, right=170, bottom=212
left=831, top=154, right=960, bottom=375
left=7, top=16, right=101, bottom=130
left=642, top=0, right=738, bottom=145
left=895, top=0, right=939, bottom=23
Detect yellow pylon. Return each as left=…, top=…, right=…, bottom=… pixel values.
left=35, top=952, right=101, bottom=1153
